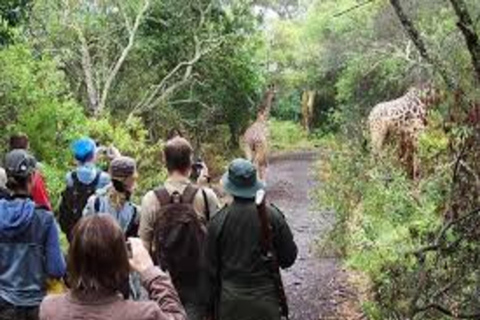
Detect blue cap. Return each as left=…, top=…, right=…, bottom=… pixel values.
left=72, top=138, right=96, bottom=163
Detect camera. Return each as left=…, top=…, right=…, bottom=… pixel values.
left=191, top=158, right=204, bottom=181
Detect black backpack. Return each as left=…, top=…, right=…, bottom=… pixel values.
left=58, top=171, right=100, bottom=241
left=152, top=185, right=209, bottom=290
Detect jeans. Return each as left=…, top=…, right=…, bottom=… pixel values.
left=0, top=299, right=39, bottom=320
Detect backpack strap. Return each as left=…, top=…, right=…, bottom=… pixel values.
left=201, top=189, right=210, bottom=221
left=71, top=171, right=101, bottom=188
left=90, top=171, right=101, bottom=188
left=94, top=196, right=101, bottom=213
left=71, top=171, right=80, bottom=186
left=154, top=187, right=171, bottom=206
left=182, top=184, right=198, bottom=204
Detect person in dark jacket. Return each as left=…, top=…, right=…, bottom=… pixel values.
left=207, top=159, right=298, bottom=320
left=0, top=150, right=66, bottom=320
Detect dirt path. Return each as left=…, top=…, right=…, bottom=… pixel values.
left=267, top=151, right=364, bottom=320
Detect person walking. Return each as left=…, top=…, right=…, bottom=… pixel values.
left=39, top=215, right=187, bottom=320
left=207, top=158, right=298, bottom=320
left=9, top=134, right=52, bottom=210
left=0, top=150, right=66, bottom=320
left=83, top=156, right=141, bottom=299
left=83, top=156, right=140, bottom=238
left=58, top=137, right=111, bottom=241
left=139, top=136, right=220, bottom=320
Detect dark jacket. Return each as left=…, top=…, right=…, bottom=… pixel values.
left=207, top=199, right=297, bottom=320
left=0, top=197, right=66, bottom=307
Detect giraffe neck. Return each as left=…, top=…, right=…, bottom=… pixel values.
left=256, top=111, right=268, bottom=123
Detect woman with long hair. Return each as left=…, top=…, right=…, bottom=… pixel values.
left=83, top=156, right=139, bottom=237
left=39, top=215, right=186, bottom=320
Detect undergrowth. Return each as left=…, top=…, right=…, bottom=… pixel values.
left=269, top=119, right=319, bottom=152
left=317, top=111, right=455, bottom=319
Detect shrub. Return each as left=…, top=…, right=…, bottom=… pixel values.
left=269, top=119, right=316, bottom=152
left=318, top=112, right=452, bottom=319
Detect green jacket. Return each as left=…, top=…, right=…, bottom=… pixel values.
left=207, top=198, right=297, bottom=320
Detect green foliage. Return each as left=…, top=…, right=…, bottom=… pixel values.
left=0, top=43, right=166, bottom=206
left=86, top=116, right=167, bottom=200
left=269, top=119, right=316, bottom=152
left=0, top=43, right=86, bottom=202
left=318, top=120, right=451, bottom=318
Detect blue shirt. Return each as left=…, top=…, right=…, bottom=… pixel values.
left=83, top=186, right=139, bottom=237
left=66, top=163, right=110, bottom=189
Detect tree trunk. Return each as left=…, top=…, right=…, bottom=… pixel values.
left=389, top=0, right=457, bottom=91
left=448, top=0, right=480, bottom=83
left=77, top=29, right=99, bottom=115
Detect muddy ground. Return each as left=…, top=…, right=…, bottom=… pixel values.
left=267, top=151, right=364, bottom=320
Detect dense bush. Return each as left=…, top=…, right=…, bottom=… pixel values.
left=0, top=43, right=166, bottom=207
left=318, top=111, right=453, bottom=318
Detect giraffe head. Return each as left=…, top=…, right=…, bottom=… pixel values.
left=408, top=83, right=444, bottom=108
left=257, top=84, right=277, bottom=120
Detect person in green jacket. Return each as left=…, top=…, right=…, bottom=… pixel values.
left=207, top=158, right=298, bottom=320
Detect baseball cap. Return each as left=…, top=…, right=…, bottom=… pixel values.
left=5, top=149, right=37, bottom=178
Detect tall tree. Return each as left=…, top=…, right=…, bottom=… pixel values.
left=448, top=0, right=480, bottom=83
left=389, top=0, right=457, bottom=90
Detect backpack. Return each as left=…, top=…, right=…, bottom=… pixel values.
left=58, top=171, right=100, bottom=241
left=152, top=184, right=208, bottom=289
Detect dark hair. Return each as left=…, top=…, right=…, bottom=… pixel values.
left=164, top=137, right=193, bottom=173
left=9, top=134, right=29, bottom=151
left=6, top=175, right=31, bottom=193
left=166, top=128, right=183, bottom=140
left=68, top=215, right=130, bottom=294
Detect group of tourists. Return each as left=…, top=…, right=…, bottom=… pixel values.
left=0, top=133, right=298, bottom=320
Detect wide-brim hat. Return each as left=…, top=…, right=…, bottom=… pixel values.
left=221, top=158, right=265, bottom=199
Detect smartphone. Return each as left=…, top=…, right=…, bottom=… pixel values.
left=126, top=241, right=132, bottom=259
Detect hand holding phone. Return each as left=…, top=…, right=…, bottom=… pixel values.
left=127, top=238, right=154, bottom=273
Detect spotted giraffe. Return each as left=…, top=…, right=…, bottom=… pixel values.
left=368, top=84, right=440, bottom=178
left=242, top=85, right=276, bottom=181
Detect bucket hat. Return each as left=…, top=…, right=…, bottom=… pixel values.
left=110, top=156, right=136, bottom=179
left=221, top=158, right=265, bottom=199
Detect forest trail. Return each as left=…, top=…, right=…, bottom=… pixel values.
left=267, top=151, right=364, bottom=320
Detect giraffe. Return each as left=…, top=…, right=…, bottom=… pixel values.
left=242, top=85, right=276, bottom=182
left=368, top=84, right=441, bottom=179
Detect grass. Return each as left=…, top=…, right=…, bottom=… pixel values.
left=269, top=119, right=319, bottom=152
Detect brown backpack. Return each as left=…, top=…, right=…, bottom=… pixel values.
left=151, top=185, right=208, bottom=289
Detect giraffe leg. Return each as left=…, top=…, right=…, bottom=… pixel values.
left=255, top=143, right=268, bottom=182
left=243, top=140, right=254, bottom=162
left=370, top=123, right=387, bottom=156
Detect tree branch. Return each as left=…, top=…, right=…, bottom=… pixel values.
left=333, top=0, right=375, bottom=18
left=97, top=0, right=150, bottom=115
left=389, top=0, right=458, bottom=91
left=448, top=0, right=480, bottom=82
left=74, top=26, right=99, bottom=114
